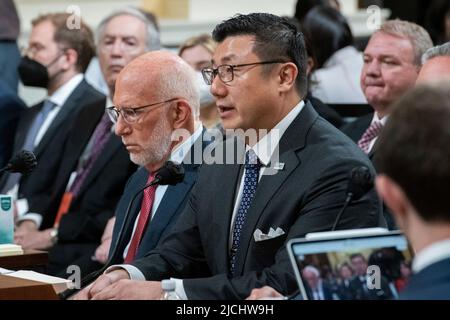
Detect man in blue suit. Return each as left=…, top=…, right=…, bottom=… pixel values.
left=376, top=83, right=450, bottom=300
left=0, top=80, right=25, bottom=168
left=93, top=50, right=208, bottom=267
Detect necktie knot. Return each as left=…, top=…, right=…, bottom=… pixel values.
left=245, top=149, right=260, bottom=168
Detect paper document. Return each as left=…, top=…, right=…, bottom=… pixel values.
left=5, top=270, right=74, bottom=293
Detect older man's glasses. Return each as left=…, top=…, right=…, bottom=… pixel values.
left=201, top=60, right=286, bottom=85
left=106, top=98, right=178, bottom=124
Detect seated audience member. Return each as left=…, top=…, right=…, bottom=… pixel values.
left=302, top=6, right=367, bottom=104
left=0, top=80, right=26, bottom=168
left=14, top=7, right=160, bottom=277
left=1, top=13, right=105, bottom=221
left=302, top=265, right=336, bottom=300
left=375, top=82, right=450, bottom=300
left=294, top=0, right=340, bottom=24
left=395, top=261, right=411, bottom=293
left=76, top=13, right=384, bottom=300
left=417, top=42, right=450, bottom=84
left=285, top=17, right=343, bottom=128
left=104, top=51, right=208, bottom=267
left=179, top=34, right=221, bottom=129
left=342, top=20, right=433, bottom=229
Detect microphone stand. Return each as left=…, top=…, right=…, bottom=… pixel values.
left=331, top=193, right=354, bottom=231
left=58, top=177, right=161, bottom=300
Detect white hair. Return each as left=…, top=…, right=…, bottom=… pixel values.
left=422, top=42, right=450, bottom=64
left=96, top=6, right=161, bottom=51
left=303, top=265, right=320, bottom=277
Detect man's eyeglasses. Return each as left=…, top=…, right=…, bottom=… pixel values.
left=106, top=98, right=178, bottom=124
left=201, top=60, right=286, bottom=85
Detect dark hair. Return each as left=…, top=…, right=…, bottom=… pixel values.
left=376, top=83, right=450, bottom=223
left=424, top=0, right=450, bottom=45
left=350, top=253, right=366, bottom=262
left=294, top=0, right=329, bottom=23
left=212, top=13, right=308, bottom=95
left=302, top=6, right=353, bottom=68
left=32, top=13, right=95, bottom=73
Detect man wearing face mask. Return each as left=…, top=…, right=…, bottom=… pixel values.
left=179, top=34, right=221, bottom=130
left=0, top=13, right=105, bottom=222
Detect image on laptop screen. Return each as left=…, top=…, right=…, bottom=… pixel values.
left=287, top=232, right=413, bottom=300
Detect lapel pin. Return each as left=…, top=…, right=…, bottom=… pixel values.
left=274, top=162, right=285, bottom=170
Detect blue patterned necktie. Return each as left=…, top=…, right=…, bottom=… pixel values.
left=1, top=99, right=56, bottom=193
left=229, top=149, right=261, bottom=275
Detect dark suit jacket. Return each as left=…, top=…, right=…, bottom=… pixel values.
left=349, top=275, right=394, bottom=300
left=306, top=94, right=343, bottom=129
left=131, top=102, right=385, bottom=299
left=109, top=131, right=208, bottom=264
left=399, top=258, right=450, bottom=300
left=341, top=112, right=373, bottom=144
left=0, top=79, right=105, bottom=209
left=341, top=112, right=396, bottom=229
left=33, top=103, right=137, bottom=277
left=304, top=281, right=335, bottom=300
left=0, top=80, right=26, bottom=168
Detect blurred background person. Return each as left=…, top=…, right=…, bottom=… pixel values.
left=179, top=34, right=221, bottom=129
left=336, top=262, right=354, bottom=300
left=302, top=265, right=336, bottom=300
left=395, top=260, right=412, bottom=293
left=424, top=0, right=450, bottom=45
left=1, top=13, right=104, bottom=222
left=302, top=6, right=367, bottom=104
left=294, top=0, right=341, bottom=24
left=0, top=0, right=21, bottom=93
left=0, top=80, right=26, bottom=169
left=417, top=42, right=450, bottom=84
left=376, top=83, right=450, bottom=300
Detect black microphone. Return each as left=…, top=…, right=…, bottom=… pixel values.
left=58, top=160, right=185, bottom=300
left=331, top=166, right=373, bottom=231
left=0, top=150, right=37, bottom=175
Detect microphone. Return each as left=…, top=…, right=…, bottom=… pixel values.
left=58, top=160, right=185, bottom=300
left=331, top=166, right=373, bottom=231
left=0, top=150, right=37, bottom=175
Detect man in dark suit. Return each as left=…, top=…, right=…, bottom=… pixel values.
left=0, top=13, right=104, bottom=218
left=342, top=20, right=433, bottom=155
left=101, top=51, right=208, bottom=268
left=79, top=13, right=384, bottom=300
left=342, top=20, right=433, bottom=230
left=0, top=80, right=26, bottom=168
left=14, top=8, right=161, bottom=277
left=376, top=83, right=450, bottom=300
left=302, top=265, right=336, bottom=300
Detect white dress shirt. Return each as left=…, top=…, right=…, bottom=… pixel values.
left=311, top=46, right=367, bottom=104
left=412, top=238, right=450, bottom=274
left=111, top=101, right=305, bottom=300
left=367, top=112, right=388, bottom=153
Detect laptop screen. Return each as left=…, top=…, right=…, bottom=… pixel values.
left=287, top=232, right=413, bottom=300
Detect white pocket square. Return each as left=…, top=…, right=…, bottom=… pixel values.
left=253, top=227, right=285, bottom=242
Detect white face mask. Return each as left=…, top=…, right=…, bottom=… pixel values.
left=196, top=71, right=215, bottom=108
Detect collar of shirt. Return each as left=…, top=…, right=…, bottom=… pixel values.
left=412, top=238, right=450, bottom=273
left=372, top=111, right=389, bottom=126
left=248, top=100, right=305, bottom=166
left=170, top=123, right=204, bottom=164
left=46, top=73, right=83, bottom=107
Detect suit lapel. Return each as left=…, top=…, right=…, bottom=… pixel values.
left=13, top=104, right=41, bottom=153
left=234, top=102, right=318, bottom=274
left=136, top=164, right=199, bottom=257
left=75, top=133, right=122, bottom=196
left=33, top=80, right=89, bottom=157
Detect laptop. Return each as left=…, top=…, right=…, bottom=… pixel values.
left=287, top=229, right=414, bottom=300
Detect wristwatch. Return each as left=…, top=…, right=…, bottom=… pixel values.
left=50, top=228, right=58, bottom=245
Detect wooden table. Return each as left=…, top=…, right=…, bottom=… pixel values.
left=0, top=250, right=48, bottom=270
left=0, top=275, right=57, bottom=300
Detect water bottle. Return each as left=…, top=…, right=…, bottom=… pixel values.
left=160, top=279, right=182, bottom=300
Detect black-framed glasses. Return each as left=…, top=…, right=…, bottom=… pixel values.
left=201, top=60, right=286, bottom=85
left=106, top=97, right=178, bottom=124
